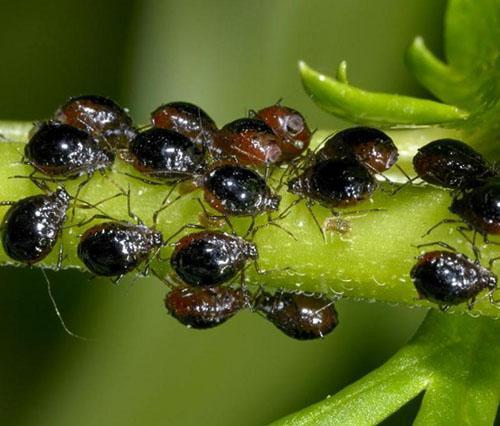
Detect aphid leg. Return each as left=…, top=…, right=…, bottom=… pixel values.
left=306, top=201, right=326, bottom=242
left=391, top=175, right=418, bottom=195
left=274, top=197, right=302, bottom=221
left=65, top=213, right=116, bottom=230
left=253, top=261, right=295, bottom=276
left=439, top=304, right=450, bottom=313
left=421, top=218, right=461, bottom=238
left=56, top=240, right=65, bottom=270
left=467, top=297, right=476, bottom=311
left=163, top=223, right=206, bottom=246
left=195, top=198, right=226, bottom=229
left=150, top=268, right=176, bottom=289
left=41, top=269, right=88, bottom=340
left=454, top=226, right=481, bottom=262
left=0, top=201, right=16, bottom=207
left=111, top=274, right=124, bottom=285
left=247, top=108, right=257, bottom=118
left=414, top=241, right=457, bottom=252
left=70, top=172, right=93, bottom=219
left=125, top=185, right=143, bottom=225
left=396, top=164, right=413, bottom=182
left=117, top=171, right=165, bottom=186
left=483, top=234, right=500, bottom=246
left=74, top=191, right=125, bottom=211
left=253, top=212, right=297, bottom=241
left=153, top=183, right=182, bottom=228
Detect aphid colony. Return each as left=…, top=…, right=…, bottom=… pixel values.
left=1, top=95, right=497, bottom=338
left=410, top=138, right=499, bottom=310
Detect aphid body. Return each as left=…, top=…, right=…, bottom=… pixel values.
left=129, top=127, right=205, bottom=180
left=203, top=164, right=280, bottom=216
left=256, top=105, right=311, bottom=162
left=77, top=222, right=163, bottom=276
left=413, top=138, right=493, bottom=189
left=450, top=178, right=500, bottom=235
left=54, top=95, right=136, bottom=149
left=410, top=251, right=496, bottom=306
left=151, top=101, right=218, bottom=150
left=255, top=291, right=338, bottom=340
left=170, top=231, right=258, bottom=287
left=317, top=126, right=398, bottom=173
left=25, top=122, right=114, bottom=177
left=212, top=118, right=281, bottom=166
left=165, top=286, right=247, bottom=329
left=288, top=158, right=377, bottom=207
left=1, top=188, right=70, bottom=264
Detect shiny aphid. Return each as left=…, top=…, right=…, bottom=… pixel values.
left=77, top=221, right=164, bottom=278
left=165, top=285, right=248, bottom=329
left=256, top=105, right=312, bottom=162
left=151, top=101, right=218, bottom=151
left=413, top=138, right=494, bottom=190
left=170, top=231, right=258, bottom=287
left=25, top=121, right=114, bottom=178
left=254, top=291, right=338, bottom=340
left=200, top=163, right=281, bottom=216
left=128, top=127, right=206, bottom=181
left=1, top=188, right=70, bottom=265
left=212, top=118, right=282, bottom=166
left=410, top=250, right=497, bottom=309
left=54, top=95, right=137, bottom=150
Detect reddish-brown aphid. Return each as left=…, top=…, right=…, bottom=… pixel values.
left=151, top=101, right=218, bottom=150
left=255, top=291, right=338, bottom=340
left=317, top=127, right=398, bottom=174
left=450, top=178, right=500, bottom=235
left=54, top=95, right=136, bottom=149
left=212, top=118, right=281, bottom=166
left=256, top=105, right=311, bottom=162
left=165, top=286, right=247, bottom=329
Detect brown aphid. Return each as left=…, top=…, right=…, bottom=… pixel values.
left=54, top=95, right=136, bottom=149
left=412, top=138, right=493, bottom=189
left=212, top=118, right=282, bottom=166
left=450, top=178, right=500, bottom=235
left=256, top=105, right=311, bottom=162
left=317, top=127, right=398, bottom=174
left=165, top=286, right=247, bottom=329
left=255, top=291, right=338, bottom=340
left=151, top=101, right=218, bottom=150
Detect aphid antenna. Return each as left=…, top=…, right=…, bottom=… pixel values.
left=195, top=198, right=235, bottom=234
left=390, top=175, right=419, bottom=195
left=40, top=269, right=89, bottom=340
left=72, top=191, right=125, bottom=213
left=75, top=117, right=114, bottom=153
left=65, top=213, right=117, bottom=230
left=306, top=201, right=327, bottom=242
left=395, top=164, right=413, bottom=182
left=116, top=171, right=165, bottom=187
left=163, top=223, right=206, bottom=246
left=413, top=241, right=458, bottom=252
left=274, top=197, right=303, bottom=222
left=274, top=97, right=284, bottom=106
left=150, top=268, right=176, bottom=289
left=421, top=218, right=462, bottom=238
left=152, top=183, right=183, bottom=228
left=247, top=215, right=297, bottom=242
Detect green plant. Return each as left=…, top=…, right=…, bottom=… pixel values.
left=0, top=0, right=498, bottom=424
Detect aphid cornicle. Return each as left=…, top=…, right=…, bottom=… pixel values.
left=317, top=126, right=398, bottom=173
left=164, top=286, right=247, bottom=329
left=256, top=105, right=311, bottom=162
left=288, top=158, right=377, bottom=207
left=202, top=164, right=281, bottom=216
left=212, top=118, right=282, bottom=166
left=254, top=291, right=338, bottom=340
left=25, top=121, right=114, bottom=177
left=410, top=251, right=497, bottom=307
left=170, top=231, right=258, bottom=287
left=1, top=188, right=70, bottom=264
left=151, top=102, right=218, bottom=150
left=129, top=127, right=206, bottom=181
left=54, top=95, right=137, bottom=149
left=450, top=178, right=500, bottom=235
left=77, top=222, right=163, bottom=277
left=412, top=138, right=493, bottom=189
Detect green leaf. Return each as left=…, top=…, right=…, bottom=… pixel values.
left=299, top=61, right=469, bottom=127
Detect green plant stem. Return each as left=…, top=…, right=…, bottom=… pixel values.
left=0, top=122, right=498, bottom=317
left=271, top=310, right=500, bottom=425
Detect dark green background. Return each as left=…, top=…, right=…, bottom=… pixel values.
left=0, top=1, right=445, bottom=424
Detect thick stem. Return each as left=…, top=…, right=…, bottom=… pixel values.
left=0, top=123, right=498, bottom=317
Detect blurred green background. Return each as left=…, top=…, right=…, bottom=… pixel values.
left=0, top=1, right=446, bottom=424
